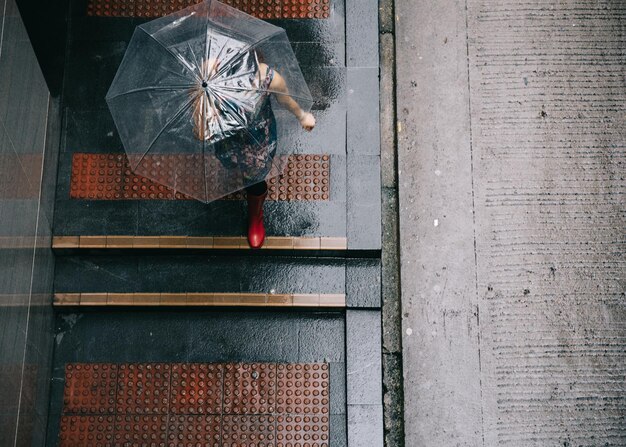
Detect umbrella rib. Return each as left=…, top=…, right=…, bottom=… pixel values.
left=211, top=29, right=283, bottom=81
left=161, top=66, right=195, bottom=83
left=205, top=89, right=229, bottom=141
left=210, top=36, right=234, bottom=77
left=204, top=6, right=212, bottom=66
left=211, top=68, right=257, bottom=84
left=213, top=84, right=312, bottom=103
left=140, top=28, right=202, bottom=84
left=130, top=92, right=199, bottom=170
left=187, top=41, right=203, bottom=79
left=107, top=84, right=196, bottom=100
left=206, top=87, right=259, bottom=120
left=210, top=89, right=264, bottom=148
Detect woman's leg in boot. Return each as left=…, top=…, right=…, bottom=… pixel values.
left=245, top=181, right=268, bottom=248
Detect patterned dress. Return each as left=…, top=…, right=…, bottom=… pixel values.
left=213, top=67, right=278, bottom=184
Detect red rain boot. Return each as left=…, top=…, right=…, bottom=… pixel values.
left=246, top=189, right=267, bottom=248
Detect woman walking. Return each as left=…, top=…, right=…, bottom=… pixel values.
left=192, top=53, right=315, bottom=248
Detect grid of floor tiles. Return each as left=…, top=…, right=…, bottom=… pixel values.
left=86, top=0, right=331, bottom=19
left=70, top=153, right=331, bottom=201
left=59, top=362, right=330, bottom=447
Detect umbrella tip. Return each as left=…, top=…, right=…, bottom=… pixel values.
left=202, top=81, right=208, bottom=88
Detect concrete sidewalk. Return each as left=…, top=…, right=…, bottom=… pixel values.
left=396, top=0, right=626, bottom=445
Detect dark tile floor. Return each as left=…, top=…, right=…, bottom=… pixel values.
left=54, top=253, right=381, bottom=306
left=50, top=0, right=384, bottom=247
left=47, top=0, right=382, bottom=444
left=54, top=254, right=346, bottom=295
left=47, top=309, right=346, bottom=446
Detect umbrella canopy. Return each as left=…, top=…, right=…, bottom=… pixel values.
left=106, top=0, right=313, bottom=202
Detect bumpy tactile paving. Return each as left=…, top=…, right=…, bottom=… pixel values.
left=116, top=363, right=171, bottom=414
left=276, top=415, right=330, bottom=447
left=167, top=415, right=221, bottom=447
left=113, top=415, right=168, bottom=447
left=58, top=415, right=115, bottom=447
left=170, top=363, right=223, bottom=415
left=85, top=0, right=330, bottom=19
left=220, top=0, right=281, bottom=18
left=60, top=363, right=330, bottom=446
left=70, top=153, right=330, bottom=201
left=63, top=363, right=118, bottom=415
left=221, top=415, right=276, bottom=447
left=223, top=363, right=277, bottom=415
left=281, top=0, right=329, bottom=18
left=276, top=363, right=329, bottom=415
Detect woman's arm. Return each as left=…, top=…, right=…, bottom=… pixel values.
left=264, top=65, right=315, bottom=132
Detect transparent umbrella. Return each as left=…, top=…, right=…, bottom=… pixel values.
left=105, top=0, right=314, bottom=202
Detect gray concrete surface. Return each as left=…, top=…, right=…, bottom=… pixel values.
left=396, top=0, right=626, bottom=445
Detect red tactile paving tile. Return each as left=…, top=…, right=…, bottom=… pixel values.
left=167, top=415, right=221, bottom=447
left=69, top=153, right=119, bottom=200
left=221, top=0, right=281, bottom=19
left=113, top=415, right=168, bottom=447
left=116, top=364, right=171, bottom=414
left=70, top=153, right=330, bottom=201
left=281, top=0, right=330, bottom=18
left=276, top=415, right=330, bottom=447
left=170, top=363, right=223, bottom=414
left=60, top=362, right=331, bottom=447
left=63, top=363, right=118, bottom=415
left=58, top=415, right=115, bottom=447
left=223, top=363, right=277, bottom=415
left=276, top=363, right=329, bottom=415
left=221, top=415, right=276, bottom=447
left=85, top=0, right=330, bottom=19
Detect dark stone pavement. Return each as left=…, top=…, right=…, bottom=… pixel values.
left=47, top=309, right=347, bottom=445
left=48, top=0, right=383, bottom=446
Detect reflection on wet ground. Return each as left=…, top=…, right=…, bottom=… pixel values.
left=47, top=309, right=346, bottom=445
left=54, top=0, right=354, bottom=240
left=48, top=0, right=382, bottom=444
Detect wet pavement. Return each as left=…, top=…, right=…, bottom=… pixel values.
left=47, top=310, right=345, bottom=445
left=53, top=0, right=372, bottom=244
left=49, top=0, right=382, bottom=445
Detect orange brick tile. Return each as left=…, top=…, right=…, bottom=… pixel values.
left=267, top=294, right=293, bottom=306
left=79, top=236, right=107, bottom=248
left=132, top=293, right=161, bottom=306
left=186, top=293, right=216, bottom=305
left=159, top=293, right=187, bottom=305
left=319, top=294, right=346, bottom=307
left=158, top=236, right=188, bottom=248
left=262, top=237, right=294, bottom=250
left=292, top=294, right=320, bottom=307
left=293, top=237, right=321, bottom=250
left=132, top=236, right=160, bottom=248
left=105, top=235, right=134, bottom=248
left=53, top=236, right=80, bottom=248
left=54, top=293, right=81, bottom=306
left=79, top=293, right=108, bottom=306
left=185, top=236, right=214, bottom=249
left=319, top=237, right=347, bottom=250
left=213, top=237, right=245, bottom=249
left=106, top=293, right=134, bottom=305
